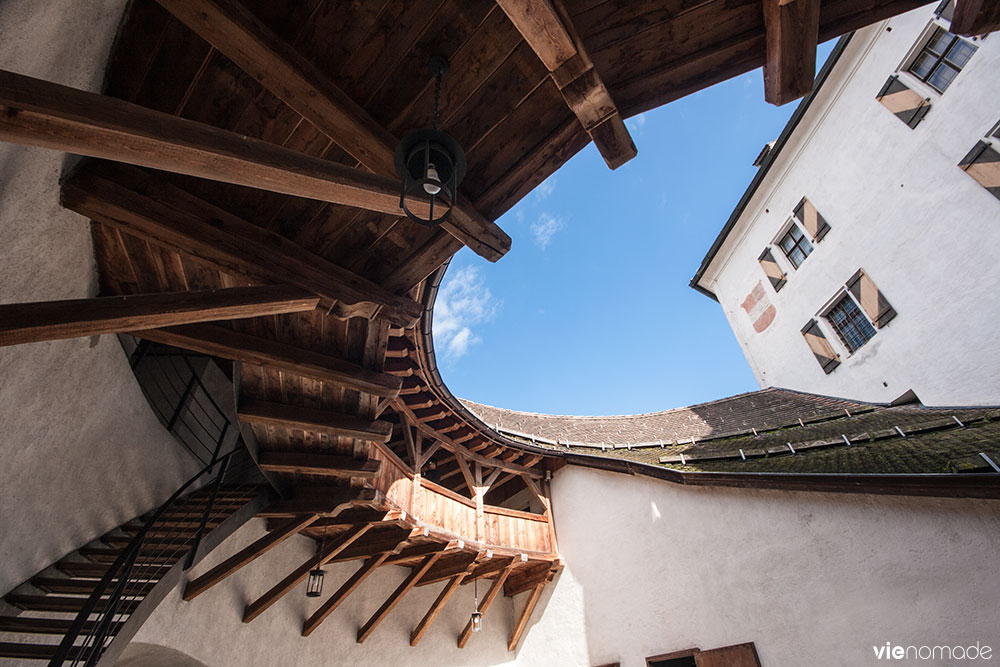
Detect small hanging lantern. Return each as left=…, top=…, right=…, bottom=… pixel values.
left=306, top=568, right=325, bottom=597
left=470, top=575, right=482, bottom=632
left=395, top=56, right=467, bottom=227
left=306, top=524, right=328, bottom=598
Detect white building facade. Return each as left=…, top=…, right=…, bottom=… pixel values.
left=692, top=5, right=1000, bottom=407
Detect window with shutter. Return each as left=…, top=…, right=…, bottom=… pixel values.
left=907, top=26, right=976, bottom=93
left=757, top=248, right=787, bottom=291
left=792, top=197, right=830, bottom=243
left=846, top=269, right=897, bottom=328
left=876, top=75, right=932, bottom=128
left=958, top=140, right=1000, bottom=201
left=801, top=319, right=841, bottom=373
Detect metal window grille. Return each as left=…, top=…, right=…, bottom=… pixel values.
left=908, top=26, right=977, bottom=93
left=826, top=294, right=877, bottom=353
left=778, top=224, right=814, bottom=268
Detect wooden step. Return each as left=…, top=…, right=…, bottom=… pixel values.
left=55, top=561, right=169, bottom=579
left=79, top=546, right=186, bottom=564
left=0, top=615, right=122, bottom=636
left=29, top=577, right=154, bottom=597
left=0, top=642, right=82, bottom=661
left=5, top=595, right=141, bottom=614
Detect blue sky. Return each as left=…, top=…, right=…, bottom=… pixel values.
left=434, top=45, right=836, bottom=416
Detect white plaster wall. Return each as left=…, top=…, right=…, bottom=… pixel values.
left=700, top=8, right=1000, bottom=406
left=0, top=0, right=199, bottom=594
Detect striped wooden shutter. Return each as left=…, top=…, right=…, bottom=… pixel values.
left=695, top=643, right=761, bottom=667
left=757, top=248, right=786, bottom=291
left=846, top=269, right=896, bottom=328
left=958, top=141, right=1000, bottom=200
left=801, top=319, right=840, bottom=374
left=793, top=197, right=830, bottom=242
left=876, top=76, right=932, bottom=129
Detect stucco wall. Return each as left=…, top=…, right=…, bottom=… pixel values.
left=0, top=0, right=199, bottom=595
left=124, top=465, right=999, bottom=667
left=699, top=8, right=1000, bottom=406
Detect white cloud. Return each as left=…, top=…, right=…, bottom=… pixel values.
left=626, top=112, right=648, bottom=136
left=530, top=213, right=565, bottom=249
left=434, top=265, right=498, bottom=363
left=533, top=175, right=557, bottom=201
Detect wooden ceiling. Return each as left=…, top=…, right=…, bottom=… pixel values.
left=0, top=0, right=966, bottom=651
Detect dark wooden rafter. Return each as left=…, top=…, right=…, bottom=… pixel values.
left=61, top=166, right=421, bottom=326
left=457, top=558, right=517, bottom=648
left=418, top=440, right=444, bottom=469
left=356, top=551, right=445, bottom=643
left=0, top=69, right=507, bottom=260
left=410, top=570, right=469, bottom=646
left=496, top=0, right=636, bottom=169
left=242, top=523, right=372, bottom=623
left=763, top=0, right=821, bottom=105
left=257, top=452, right=382, bottom=479
left=151, top=0, right=511, bottom=263
left=301, top=553, right=392, bottom=637
left=0, top=286, right=318, bottom=347
left=183, top=514, right=319, bottom=601
left=239, top=399, right=393, bottom=442
left=134, top=324, right=401, bottom=397
left=952, top=0, right=1000, bottom=35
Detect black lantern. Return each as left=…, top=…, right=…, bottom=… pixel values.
left=395, top=57, right=467, bottom=227
left=306, top=568, right=325, bottom=597
left=470, top=574, right=482, bottom=632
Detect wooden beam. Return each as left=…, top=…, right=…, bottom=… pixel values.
left=134, top=324, right=401, bottom=398
left=410, top=572, right=468, bottom=646
left=0, top=70, right=475, bottom=227
left=507, top=581, right=546, bottom=651
left=457, top=561, right=516, bottom=648
left=240, top=400, right=393, bottom=442
left=356, top=552, right=444, bottom=643
left=257, top=452, right=382, bottom=479
left=183, top=515, right=319, bottom=601
left=418, top=441, right=444, bottom=469
left=763, top=0, right=821, bottom=105
left=402, top=415, right=419, bottom=468
left=149, top=0, right=511, bottom=262
left=952, top=0, right=1000, bottom=35
left=454, top=455, right=477, bottom=496
left=256, top=486, right=376, bottom=518
left=301, top=553, right=391, bottom=637
left=0, top=286, right=318, bottom=347
left=483, top=467, right=504, bottom=493
left=242, top=524, right=371, bottom=623
left=61, top=166, right=421, bottom=326
left=496, top=0, right=636, bottom=169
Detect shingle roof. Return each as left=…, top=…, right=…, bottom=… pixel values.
left=462, top=389, right=1000, bottom=476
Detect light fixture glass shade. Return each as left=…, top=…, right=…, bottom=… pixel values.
left=306, top=568, right=325, bottom=598
left=471, top=610, right=483, bottom=633
left=395, top=128, right=467, bottom=227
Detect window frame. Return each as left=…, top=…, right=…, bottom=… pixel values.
left=821, top=290, right=878, bottom=354
left=772, top=218, right=815, bottom=271
left=896, top=19, right=978, bottom=98
left=646, top=647, right=700, bottom=666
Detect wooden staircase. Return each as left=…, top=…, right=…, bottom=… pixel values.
left=0, top=488, right=258, bottom=662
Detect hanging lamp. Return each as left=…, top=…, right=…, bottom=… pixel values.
left=395, top=56, right=467, bottom=226
left=306, top=524, right=328, bottom=598
left=471, top=574, right=482, bottom=632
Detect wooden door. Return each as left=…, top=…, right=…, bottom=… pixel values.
left=694, top=642, right=761, bottom=667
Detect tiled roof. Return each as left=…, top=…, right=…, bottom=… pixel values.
left=462, top=389, right=1000, bottom=476
left=462, top=388, right=873, bottom=447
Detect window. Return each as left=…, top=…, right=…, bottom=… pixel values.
left=826, top=294, right=877, bottom=353
left=778, top=223, right=814, bottom=268
left=649, top=657, right=697, bottom=667
left=958, top=119, right=1000, bottom=201
left=907, top=26, right=977, bottom=93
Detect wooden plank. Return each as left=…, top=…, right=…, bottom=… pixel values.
left=258, top=452, right=382, bottom=479
left=953, top=0, right=1000, bottom=35
left=134, top=323, right=401, bottom=397
left=257, top=486, right=376, bottom=518
left=496, top=0, right=579, bottom=71
left=152, top=0, right=509, bottom=262
left=240, top=399, right=393, bottom=442
left=410, top=572, right=468, bottom=646
left=457, top=560, right=515, bottom=648
left=242, top=523, right=372, bottom=623
left=507, top=581, right=545, bottom=651
left=183, top=514, right=319, bottom=601
left=301, top=553, right=391, bottom=637
left=61, top=166, right=421, bottom=327
left=0, top=286, right=317, bottom=347
left=0, top=68, right=508, bottom=258
left=763, top=0, right=820, bottom=105
left=356, top=551, right=443, bottom=643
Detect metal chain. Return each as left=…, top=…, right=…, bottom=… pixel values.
left=433, top=68, right=442, bottom=131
